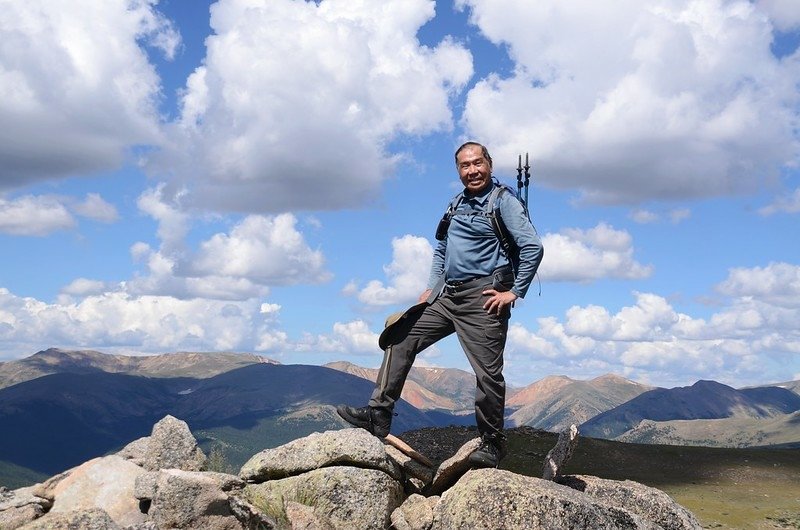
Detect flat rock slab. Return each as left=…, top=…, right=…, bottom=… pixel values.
left=240, top=428, right=399, bottom=482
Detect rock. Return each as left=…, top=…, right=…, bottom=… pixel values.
left=384, top=445, right=434, bottom=484
left=117, top=436, right=150, bottom=466
left=244, top=466, right=404, bottom=530
left=542, top=424, right=579, bottom=480
left=144, top=415, right=207, bottom=472
left=27, top=471, right=72, bottom=503
left=240, top=428, right=399, bottom=482
left=133, top=471, right=159, bottom=501
left=228, top=495, right=280, bottom=529
left=390, top=493, right=437, bottom=530
left=1, top=503, right=45, bottom=530
left=19, top=508, right=121, bottom=529
left=432, top=469, right=660, bottom=530
left=136, top=469, right=244, bottom=530
left=284, top=500, right=334, bottom=529
left=44, top=455, right=147, bottom=527
left=560, top=474, right=703, bottom=530
left=425, top=437, right=480, bottom=496
left=0, top=486, right=51, bottom=529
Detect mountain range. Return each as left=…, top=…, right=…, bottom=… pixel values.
left=505, top=373, right=652, bottom=432
left=580, top=379, right=800, bottom=445
left=0, top=348, right=278, bottom=389
left=1, top=348, right=799, bottom=489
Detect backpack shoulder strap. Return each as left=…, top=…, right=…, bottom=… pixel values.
left=486, top=184, right=516, bottom=260
left=435, top=192, right=465, bottom=241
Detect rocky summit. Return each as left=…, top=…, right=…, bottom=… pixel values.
left=0, top=415, right=702, bottom=530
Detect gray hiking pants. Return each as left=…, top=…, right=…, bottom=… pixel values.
left=368, top=278, right=509, bottom=436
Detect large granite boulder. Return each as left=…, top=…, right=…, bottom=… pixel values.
left=431, top=469, right=661, bottom=530
left=560, top=475, right=702, bottom=530
left=31, top=455, right=146, bottom=528
left=244, top=466, right=404, bottom=530
left=134, top=469, right=244, bottom=530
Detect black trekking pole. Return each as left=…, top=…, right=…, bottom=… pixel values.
left=523, top=152, right=531, bottom=221
left=516, top=155, right=524, bottom=202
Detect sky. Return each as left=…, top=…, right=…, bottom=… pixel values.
left=1, top=0, right=799, bottom=390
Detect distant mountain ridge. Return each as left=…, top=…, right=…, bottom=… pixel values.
left=617, top=411, right=800, bottom=448
left=581, top=379, right=800, bottom=440
left=506, top=373, right=652, bottom=432
left=0, top=348, right=278, bottom=389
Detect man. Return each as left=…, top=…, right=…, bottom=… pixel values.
left=338, top=141, right=544, bottom=468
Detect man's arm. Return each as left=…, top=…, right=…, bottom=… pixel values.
left=500, top=193, right=544, bottom=299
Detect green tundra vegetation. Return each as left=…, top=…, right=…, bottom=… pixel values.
left=502, top=429, right=800, bottom=530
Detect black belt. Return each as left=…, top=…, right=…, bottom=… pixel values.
left=443, top=275, right=490, bottom=294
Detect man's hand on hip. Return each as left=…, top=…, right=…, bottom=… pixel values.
left=482, top=289, right=517, bottom=315
left=418, top=289, right=433, bottom=303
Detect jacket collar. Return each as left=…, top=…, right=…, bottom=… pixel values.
left=463, top=181, right=495, bottom=204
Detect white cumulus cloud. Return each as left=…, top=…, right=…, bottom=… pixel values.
left=0, top=288, right=271, bottom=356
left=0, top=0, right=178, bottom=188
left=123, top=186, right=332, bottom=301
left=151, top=0, right=473, bottom=213
left=716, top=261, right=800, bottom=308
left=73, top=193, right=119, bottom=223
left=354, top=235, right=434, bottom=307
left=538, top=223, right=653, bottom=282
left=0, top=195, right=75, bottom=236
left=458, top=0, right=800, bottom=204
left=191, top=214, right=331, bottom=286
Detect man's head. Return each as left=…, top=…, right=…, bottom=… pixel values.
left=455, top=141, right=493, bottom=194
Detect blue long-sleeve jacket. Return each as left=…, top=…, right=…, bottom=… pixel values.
left=427, top=182, right=544, bottom=299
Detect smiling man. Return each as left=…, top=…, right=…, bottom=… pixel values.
left=338, top=141, right=544, bottom=468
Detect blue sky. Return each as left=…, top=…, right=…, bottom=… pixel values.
left=1, top=0, right=799, bottom=389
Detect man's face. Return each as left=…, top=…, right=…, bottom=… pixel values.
left=456, top=145, right=492, bottom=194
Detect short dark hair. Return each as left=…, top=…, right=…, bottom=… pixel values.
left=454, top=141, right=493, bottom=168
